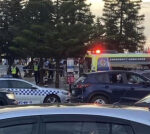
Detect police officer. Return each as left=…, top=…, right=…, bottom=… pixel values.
left=48, top=60, right=55, bottom=80
left=11, top=64, right=21, bottom=78
left=34, top=61, right=40, bottom=84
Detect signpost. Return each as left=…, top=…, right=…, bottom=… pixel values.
left=67, top=58, right=75, bottom=93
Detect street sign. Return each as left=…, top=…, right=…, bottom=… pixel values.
left=67, top=58, right=74, bottom=72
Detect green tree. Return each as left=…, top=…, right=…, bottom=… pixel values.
left=102, top=0, right=145, bottom=52
left=12, top=0, right=54, bottom=83
left=12, top=0, right=54, bottom=58
left=0, top=0, right=23, bottom=64
left=45, top=0, right=94, bottom=87
left=12, top=0, right=94, bottom=88
left=89, top=17, right=105, bottom=49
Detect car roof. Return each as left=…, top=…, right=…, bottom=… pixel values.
left=0, top=104, right=150, bottom=126
left=85, top=70, right=134, bottom=75
left=0, top=78, right=24, bottom=81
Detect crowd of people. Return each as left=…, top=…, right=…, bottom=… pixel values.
left=6, top=59, right=67, bottom=85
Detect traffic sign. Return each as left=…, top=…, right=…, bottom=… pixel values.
left=67, top=58, right=74, bottom=72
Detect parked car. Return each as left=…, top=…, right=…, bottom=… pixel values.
left=71, top=70, right=150, bottom=104
left=0, top=78, right=69, bottom=104
left=0, top=89, right=17, bottom=105
left=0, top=104, right=149, bottom=134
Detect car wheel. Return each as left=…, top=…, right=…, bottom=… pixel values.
left=44, top=95, right=60, bottom=104
left=90, top=96, right=108, bottom=104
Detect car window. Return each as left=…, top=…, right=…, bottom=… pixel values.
left=9, top=80, right=32, bottom=89
left=46, top=122, right=110, bottom=134
left=0, top=80, right=10, bottom=88
left=142, top=73, right=150, bottom=79
left=45, top=122, right=134, bottom=134
left=96, top=73, right=109, bottom=83
left=0, top=124, right=33, bottom=134
left=112, top=124, right=133, bottom=134
left=109, top=73, right=124, bottom=84
left=126, top=73, right=145, bottom=84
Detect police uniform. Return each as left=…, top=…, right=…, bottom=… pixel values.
left=11, top=66, right=20, bottom=78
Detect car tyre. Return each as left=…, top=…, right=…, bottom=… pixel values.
left=44, top=95, right=61, bottom=104
left=90, top=95, right=108, bottom=104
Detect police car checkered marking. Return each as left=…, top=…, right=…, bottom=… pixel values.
left=8, top=88, right=59, bottom=96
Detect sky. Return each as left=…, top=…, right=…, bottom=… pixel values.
left=87, top=0, right=150, bottom=48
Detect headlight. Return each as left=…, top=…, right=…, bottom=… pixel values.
left=61, top=91, right=68, bottom=96
left=6, top=93, right=15, bottom=100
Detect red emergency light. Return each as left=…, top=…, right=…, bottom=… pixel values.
left=96, top=49, right=101, bottom=54
left=90, top=49, right=101, bottom=54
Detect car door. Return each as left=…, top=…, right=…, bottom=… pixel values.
left=0, top=116, right=39, bottom=134
left=108, top=72, right=129, bottom=103
left=8, top=80, right=41, bottom=104
left=41, top=114, right=135, bottom=134
left=124, top=72, right=150, bottom=101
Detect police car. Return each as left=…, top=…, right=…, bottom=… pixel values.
left=0, top=78, right=69, bottom=104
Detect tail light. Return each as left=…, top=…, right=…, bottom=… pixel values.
left=76, top=83, right=90, bottom=89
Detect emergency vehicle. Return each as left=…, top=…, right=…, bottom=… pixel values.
left=83, top=49, right=150, bottom=72
left=0, top=78, right=69, bottom=105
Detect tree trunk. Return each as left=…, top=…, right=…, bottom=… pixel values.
left=120, top=1, right=123, bottom=36
left=39, top=58, right=44, bottom=85
left=55, top=58, right=60, bottom=88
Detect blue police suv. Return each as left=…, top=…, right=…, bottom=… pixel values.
left=71, top=70, right=150, bottom=104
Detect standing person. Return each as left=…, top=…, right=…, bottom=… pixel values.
left=48, top=60, right=55, bottom=81
left=11, top=64, right=21, bottom=78
left=34, top=61, right=40, bottom=85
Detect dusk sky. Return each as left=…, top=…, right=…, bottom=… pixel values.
left=87, top=0, right=150, bottom=48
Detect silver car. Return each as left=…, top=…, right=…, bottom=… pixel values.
left=0, top=78, right=69, bottom=104
left=0, top=104, right=149, bottom=134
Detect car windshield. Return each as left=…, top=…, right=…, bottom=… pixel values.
left=142, top=73, right=150, bottom=80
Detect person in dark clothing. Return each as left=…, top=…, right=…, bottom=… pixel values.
left=11, top=64, right=21, bottom=78
left=48, top=61, right=54, bottom=80
left=34, top=61, right=40, bottom=84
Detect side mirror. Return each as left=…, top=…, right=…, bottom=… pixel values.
left=31, top=86, right=37, bottom=89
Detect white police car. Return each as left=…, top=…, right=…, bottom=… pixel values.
left=0, top=78, right=69, bottom=104
left=0, top=104, right=149, bottom=134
